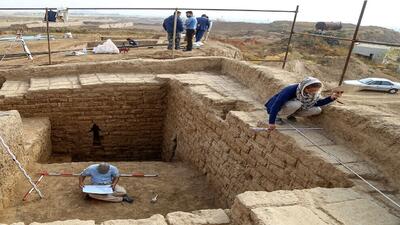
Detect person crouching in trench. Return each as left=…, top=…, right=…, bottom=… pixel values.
left=79, top=162, right=133, bottom=203
left=265, top=76, right=342, bottom=131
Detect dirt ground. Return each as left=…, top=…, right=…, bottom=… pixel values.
left=0, top=161, right=217, bottom=224
left=340, top=90, right=400, bottom=125
left=0, top=31, right=240, bottom=69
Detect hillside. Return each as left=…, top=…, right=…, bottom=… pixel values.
left=212, top=20, right=400, bottom=43
left=211, top=20, right=400, bottom=84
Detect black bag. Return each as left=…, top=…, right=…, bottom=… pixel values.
left=127, top=38, right=138, bottom=46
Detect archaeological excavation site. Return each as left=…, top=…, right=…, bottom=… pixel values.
left=0, top=57, right=399, bottom=225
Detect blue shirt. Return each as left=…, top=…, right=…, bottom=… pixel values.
left=81, top=164, right=120, bottom=185
left=265, top=84, right=334, bottom=124
left=185, top=16, right=197, bottom=30
left=163, top=15, right=184, bottom=33
left=196, top=17, right=210, bottom=31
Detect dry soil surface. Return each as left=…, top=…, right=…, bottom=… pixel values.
left=340, top=91, right=400, bottom=126
left=0, top=36, right=239, bottom=69
left=0, top=161, right=217, bottom=224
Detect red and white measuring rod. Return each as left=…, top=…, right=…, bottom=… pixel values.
left=38, top=171, right=158, bottom=177
left=22, top=174, right=45, bottom=201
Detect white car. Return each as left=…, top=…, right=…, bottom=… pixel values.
left=343, top=78, right=400, bottom=94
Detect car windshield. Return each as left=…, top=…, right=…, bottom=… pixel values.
left=359, top=78, right=373, bottom=84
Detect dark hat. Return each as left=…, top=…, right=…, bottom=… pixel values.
left=97, top=162, right=110, bottom=174
left=186, top=11, right=193, bottom=14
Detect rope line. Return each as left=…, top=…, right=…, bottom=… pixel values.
left=284, top=121, right=400, bottom=209
left=0, top=38, right=18, bottom=62
left=0, top=133, right=44, bottom=198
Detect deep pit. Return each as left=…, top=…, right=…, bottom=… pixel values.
left=0, top=57, right=399, bottom=224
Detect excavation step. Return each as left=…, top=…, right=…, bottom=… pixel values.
left=232, top=188, right=400, bottom=225
left=0, top=80, right=29, bottom=97
left=22, top=117, right=51, bottom=162
left=29, top=76, right=81, bottom=91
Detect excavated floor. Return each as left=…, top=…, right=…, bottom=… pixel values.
left=0, top=161, right=216, bottom=224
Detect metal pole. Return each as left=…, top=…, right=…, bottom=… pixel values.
left=357, top=39, right=400, bottom=47
left=0, top=7, right=296, bottom=13
left=45, top=8, right=52, bottom=65
left=0, top=8, right=56, bottom=10
left=0, top=135, right=44, bottom=198
left=294, top=32, right=354, bottom=42
left=247, top=59, right=285, bottom=62
left=282, top=5, right=299, bottom=69
left=252, top=127, right=323, bottom=131
left=294, top=31, right=400, bottom=47
left=38, top=171, right=158, bottom=177
left=172, top=8, right=178, bottom=59
left=338, top=0, right=367, bottom=86
left=63, top=8, right=297, bottom=13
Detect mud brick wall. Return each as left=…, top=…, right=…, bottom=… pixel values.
left=162, top=81, right=351, bottom=208
left=220, top=58, right=299, bottom=102
left=0, top=57, right=223, bottom=80
left=221, top=58, right=400, bottom=191
left=0, top=83, right=166, bottom=161
left=0, top=111, right=26, bottom=209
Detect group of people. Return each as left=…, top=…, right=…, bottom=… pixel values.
left=163, top=11, right=211, bottom=51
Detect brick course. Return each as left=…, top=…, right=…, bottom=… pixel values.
left=0, top=76, right=166, bottom=161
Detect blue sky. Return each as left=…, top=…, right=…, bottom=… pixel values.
left=0, top=0, right=399, bottom=30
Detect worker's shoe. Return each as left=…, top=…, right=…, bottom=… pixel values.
left=123, top=195, right=134, bottom=203
left=287, top=115, right=297, bottom=122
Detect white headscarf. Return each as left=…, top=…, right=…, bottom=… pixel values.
left=296, top=77, right=322, bottom=109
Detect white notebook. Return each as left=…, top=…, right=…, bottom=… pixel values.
left=82, top=185, right=113, bottom=194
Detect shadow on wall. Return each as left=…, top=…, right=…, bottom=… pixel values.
left=0, top=76, right=5, bottom=89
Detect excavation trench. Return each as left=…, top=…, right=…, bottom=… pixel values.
left=0, top=58, right=357, bottom=223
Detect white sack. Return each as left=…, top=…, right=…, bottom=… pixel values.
left=93, top=39, right=120, bottom=54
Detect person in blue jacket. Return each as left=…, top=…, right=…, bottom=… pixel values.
left=265, top=77, right=342, bottom=131
left=163, top=11, right=184, bottom=50
left=184, top=11, right=197, bottom=51
left=195, top=14, right=210, bottom=43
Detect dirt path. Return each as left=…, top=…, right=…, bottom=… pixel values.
left=0, top=161, right=217, bottom=224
